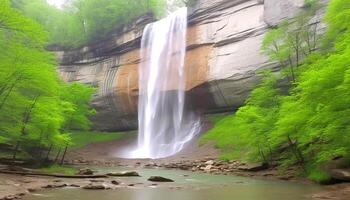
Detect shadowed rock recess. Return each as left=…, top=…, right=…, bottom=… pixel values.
left=55, top=0, right=322, bottom=131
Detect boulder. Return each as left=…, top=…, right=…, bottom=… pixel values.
left=111, top=180, right=121, bottom=185
left=238, top=163, right=268, bottom=172
left=42, top=183, right=67, bottom=189
left=148, top=176, right=174, bottom=182
left=204, top=165, right=213, bottom=172
left=77, top=168, right=94, bottom=175
left=27, top=188, right=37, bottom=192
left=69, top=184, right=80, bottom=188
left=3, top=195, right=19, bottom=200
left=330, top=169, right=350, bottom=182
left=82, top=184, right=106, bottom=190
left=107, top=171, right=140, bottom=177
left=205, top=160, right=214, bottom=165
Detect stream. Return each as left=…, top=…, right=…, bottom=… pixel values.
left=23, top=167, right=323, bottom=200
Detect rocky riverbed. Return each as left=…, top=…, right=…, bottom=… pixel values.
left=1, top=135, right=350, bottom=200
left=1, top=165, right=350, bottom=200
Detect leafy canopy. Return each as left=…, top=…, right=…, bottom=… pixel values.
left=0, top=0, right=95, bottom=161
left=12, top=0, right=167, bottom=48
left=203, top=0, right=350, bottom=182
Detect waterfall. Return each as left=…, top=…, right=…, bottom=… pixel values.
left=131, top=8, right=200, bottom=159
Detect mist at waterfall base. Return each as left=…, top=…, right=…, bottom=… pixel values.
left=122, top=8, right=201, bottom=159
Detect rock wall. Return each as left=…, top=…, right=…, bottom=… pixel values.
left=57, top=0, right=315, bottom=131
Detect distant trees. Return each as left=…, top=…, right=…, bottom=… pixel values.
left=12, top=0, right=167, bottom=48
left=261, top=0, right=322, bottom=82
left=203, top=0, right=350, bottom=182
left=0, top=0, right=95, bottom=163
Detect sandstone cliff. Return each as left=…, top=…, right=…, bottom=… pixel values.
left=57, top=0, right=323, bottom=131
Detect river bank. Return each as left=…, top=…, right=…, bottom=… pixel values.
left=1, top=165, right=350, bottom=200
left=1, top=133, right=349, bottom=200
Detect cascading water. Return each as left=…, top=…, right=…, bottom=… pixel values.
left=131, top=8, right=200, bottom=159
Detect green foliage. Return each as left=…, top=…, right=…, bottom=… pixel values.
left=12, top=0, right=167, bottom=48
left=323, top=0, right=350, bottom=50
left=262, top=0, right=322, bottom=82
left=202, top=72, right=281, bottom=163
left=69, top=131, right=127, bottom=149
left=60, top=83, right=96, bottom=131
left=307, top=167, right=332, bottom=184
left=206, top=113, right=230, bottom=124
left=0, top=0, right=95, bottom=162
left=203, top=0, right=350, bottom=182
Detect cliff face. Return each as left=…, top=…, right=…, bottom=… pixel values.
left=57, top=0, right=319, bottom=131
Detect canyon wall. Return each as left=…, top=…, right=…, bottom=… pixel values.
left=56, top=0, right=322, bottom=131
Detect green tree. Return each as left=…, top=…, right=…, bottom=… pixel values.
left=0, top=0, right=95, bottom=164
left=262, top=0, right=322, bottom=82
left=60, top=83, right=96, bottom=131
left=203, top=0, right=350, bottom=182
left=203, top=72, right=281, bottom=164
left=12, top=0, right=167, bottom=48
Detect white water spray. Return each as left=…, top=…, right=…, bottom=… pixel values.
left=131, top=8, right=200, bottom=159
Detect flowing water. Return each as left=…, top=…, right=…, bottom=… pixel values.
left=131, top=7, right=200, bottom=159
left=23, top=168, right=324, bottom=200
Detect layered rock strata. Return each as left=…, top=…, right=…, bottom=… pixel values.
left=57, top=0, right=321, bottom=131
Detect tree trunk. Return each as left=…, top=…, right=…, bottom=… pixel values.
left=60, top=145, right=68, bottom=165
left=258, top=144, right=267, bottom=164
left=288, top=56, right=296, bottom=83
left=12, top=141, right=21, bottom=165
left=287, top=135, right=304, bottom=165
left=54, top=149, right=61, bottom=163
left=45, top=144, right=53, bottom=162
left=11, top=96, right=40, bottom=165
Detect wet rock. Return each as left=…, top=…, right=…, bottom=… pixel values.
left=261, top=172, right=274, bottom=177
left=107, top=171, right=140, bottom=177
left=77, top=168, right=94, bottom=175
left=205, top=160, right=214, bottom=165
left=127, top=183, right=143, bottom=187
left=82, top=184, right=106, bottom=190
left=179, top=165, right=190, bottom=170
left=238, top=163, right=268, bottom=172
left=69, top=184, right=80, bottom=188
left=148, top=176, right=174, bottom=182
left=330, top=169, right=350, bottom=181
left=144, top=162, right=159, bottom=168
left=278, top=175, right=294, bottom=181
left=3, top=195, right=20, bottom=200
left=27, top=188, right=37, bottom=193
left=89, top=179, right=104, bottom=183
left=204, top=165, right=213, bottom=172
left=42, top=183, right=67, bottom=189
left=111, top=180, right=120, bottom=185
